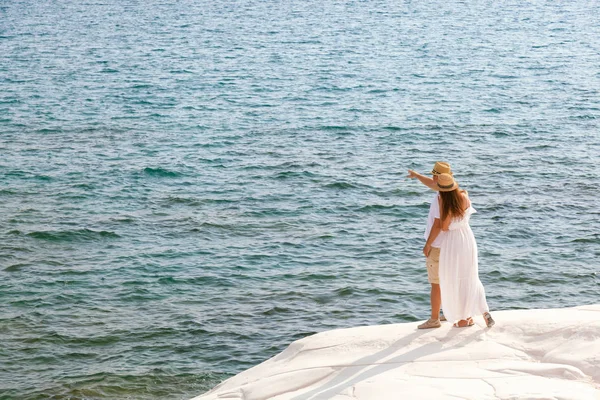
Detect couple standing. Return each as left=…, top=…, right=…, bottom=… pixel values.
left=408, top=162, right=495, bottom=329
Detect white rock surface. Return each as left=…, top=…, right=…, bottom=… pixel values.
left=192, top=304, right=600, bottom=400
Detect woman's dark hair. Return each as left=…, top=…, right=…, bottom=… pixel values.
left=439, top=189, right=465, bottom=221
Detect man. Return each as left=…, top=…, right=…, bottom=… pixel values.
left=407, top=161, right=452, bottom=329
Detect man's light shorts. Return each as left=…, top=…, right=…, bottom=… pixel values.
left=426, top=247, right=441, bottom=284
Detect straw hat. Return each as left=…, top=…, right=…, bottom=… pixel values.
left=436, top=173, right=459, bottom=192
left=431, top=161, right=452, bottom=176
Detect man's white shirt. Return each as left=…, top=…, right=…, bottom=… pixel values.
left=424, top=193, right=444, bottom=248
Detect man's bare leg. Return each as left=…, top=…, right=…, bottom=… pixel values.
left=430, top=283, right=441, bottom=320
left=418, top=283, right=443, bottom=329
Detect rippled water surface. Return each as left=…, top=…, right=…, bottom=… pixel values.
left=1, top=1, right=599, bottom=399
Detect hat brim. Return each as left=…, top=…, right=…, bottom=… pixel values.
left=436, top=182, right=459, bottom=192
left=431, top=169, right=453, bottom=176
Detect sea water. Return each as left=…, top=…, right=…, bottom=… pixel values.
left=1, top=1, right=599, bottom=399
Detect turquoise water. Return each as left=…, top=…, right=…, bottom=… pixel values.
left=1, top=1, right=599, bottom=399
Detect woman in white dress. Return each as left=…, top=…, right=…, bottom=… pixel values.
left=436, top=173, right=495, bottom=328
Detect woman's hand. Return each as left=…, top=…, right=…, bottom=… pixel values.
left=423, top=243, right=432, bottom=257
left=407, top=169, right=418, bottom=179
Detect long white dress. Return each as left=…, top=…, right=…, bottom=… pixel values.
left=439, top=206, right=490, bottom=323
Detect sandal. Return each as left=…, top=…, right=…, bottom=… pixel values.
left=483, top=312, right=495, bottom=328
left=453, top=317, right=474, bottom=328
left=418, top=318, right=441, bottom=329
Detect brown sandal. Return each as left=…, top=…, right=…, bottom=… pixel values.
left=453, top=317, right=474, bottom=328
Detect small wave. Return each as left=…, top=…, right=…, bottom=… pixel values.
left=4, top=263, right=29, bottom=272
left=157, top=276, right=178, bottom=285
left=166, top=196, right=202, bottom=206
left=506, top=229, right=535, bottom=239
left=191, top=221, right=235, bottom=230
left=571, top=236, right=599, bottom=244
left=312, top=294, right=334, bottom=304
left=490, top=74, right=518, bottom=79
left=35, top=127, right=62, bottom=134
left=298, top=273, right=337, bottom=281
left=392, top=189, right=422, bottom=197
left=321, top=125, right=353, bottom=131
left=242, top=161, right=322, bottom=171
left=367, top=89, right=387, bottom=94
left=72, top=183, right=95, bottom=190
left=324, top=181, right=357, bottom=189
left=392, top=312, right=420, bottom=322
left=5, top=170, right=53, bottom=181
left=491, top=130, right=511, bottom=137
left=26, top=229, right=120, bottom=242
left=334, top=287, right=354, bottom=296
left=274, top=171, right=317, bottom=179
left=110, top=216, right=136, bottom=223
left=525, top=144, right=554, bottom=150
left=129, top=83, right=153, bottom=89
left=142, top=167, right=182, bottom=178
left=309, top=234, right=334, bottom=240
left=496, top=274, right=564, bottom=285
left=1, top=245, right=31, bottom=253
left=26, top=370, right=220, bottom=400
left=62, top=352, right=98, bottom=360
left=357, top=204, right=400, bottom=212
left=262, top=306, right=290, bottom=315
left=569, top=115, right=597, bottom=120
left=0, top=98, right=20, bottom=105
left=157, top=275, right=235, bottom=286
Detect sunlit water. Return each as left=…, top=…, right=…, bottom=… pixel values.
left=1, top=1, right=599, bottom=399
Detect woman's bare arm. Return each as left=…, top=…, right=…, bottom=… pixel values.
left=461, top=190, right=471, bottom=209
left=441, top=215, right=452, bottom=231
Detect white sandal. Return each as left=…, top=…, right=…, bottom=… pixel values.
left=483, top=312, right=495, bottom=328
